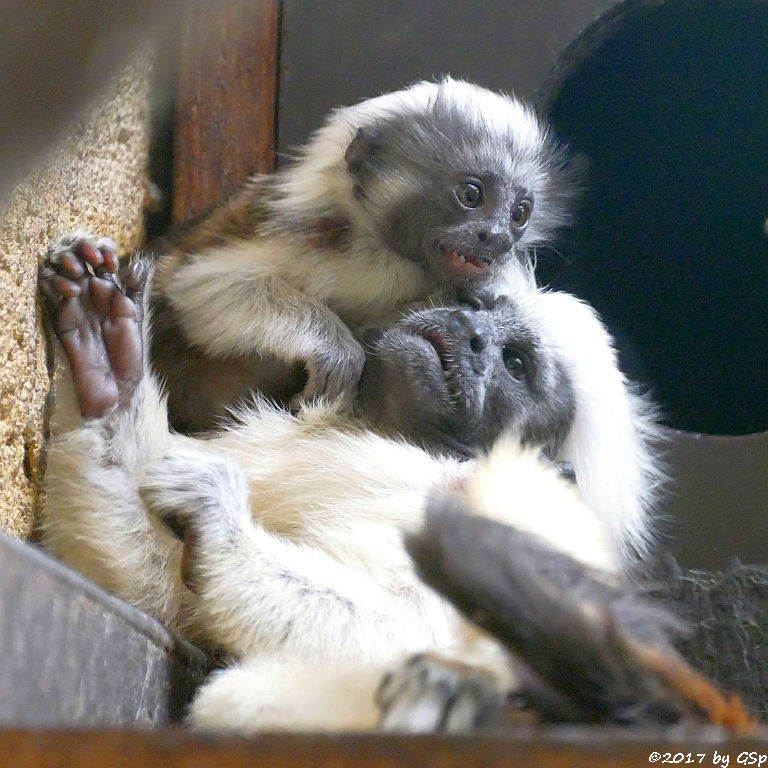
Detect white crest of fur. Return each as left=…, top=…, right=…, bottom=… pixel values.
left=463, top=437, right=618, bottom=574
left=269, top=77, right=548, bottom=222
left=525, top=289, right=665, bottom=560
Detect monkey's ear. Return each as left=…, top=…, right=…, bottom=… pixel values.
left=344, top=126, right=384, bottom=174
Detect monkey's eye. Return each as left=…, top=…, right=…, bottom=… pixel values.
left=454, top=181, right=484, bottom=209
left=511, top=200, right=532, bottom=230
left=503, top=346, right=528, bottom=380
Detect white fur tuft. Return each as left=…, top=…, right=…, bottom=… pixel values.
left=269, top=77, right=548, bottom=225
left=463, top=437, right=618, bottom=573
left=526, top=289, right=666, bottom=560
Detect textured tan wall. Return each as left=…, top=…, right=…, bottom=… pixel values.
left=0, top=52, right=154, bottom=538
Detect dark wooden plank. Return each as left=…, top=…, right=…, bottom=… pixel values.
left=1, top=727, right=762, bottom=768
left=172, top=0, right=279, bottom=224
left=0, top=533, right=211, bottom=727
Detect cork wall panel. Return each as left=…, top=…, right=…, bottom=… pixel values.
left=0, top=50, right=154, bottom=538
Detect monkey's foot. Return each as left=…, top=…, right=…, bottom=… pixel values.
left=40, top=230, right=148, bottom=419
left=376, top=653, right=504, bottom=734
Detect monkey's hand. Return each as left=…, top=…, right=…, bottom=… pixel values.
left=140, top=444, right=251, bottom=594
left=158, top=255, right=366, bottom=412
left=293, top=329, right=365, bottom=410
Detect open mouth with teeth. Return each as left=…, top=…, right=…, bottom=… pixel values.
left=421, top=329, right=453, bottom=378
left=418, top=329, right=465, bottom=406
left=439, top=245, right=491, bottom=278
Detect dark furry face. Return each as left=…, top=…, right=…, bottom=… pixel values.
left=356, top=299, right=575, bottom=457
left=344, top=100, right=575, bottom=288
left=382, top=170, right=532, bottom=286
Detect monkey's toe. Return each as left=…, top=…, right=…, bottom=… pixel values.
left=45, top=230, right=119, bottom=278
left=377, top=654, right=502, bottom=734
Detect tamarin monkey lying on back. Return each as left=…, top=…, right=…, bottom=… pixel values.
left=38, top=239, right=760, bottom=736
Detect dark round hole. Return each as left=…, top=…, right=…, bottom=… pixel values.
left=541, top=0, right=768, bottom=435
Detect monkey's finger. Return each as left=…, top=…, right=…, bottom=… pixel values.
left=99, top=245, right=120, bottom=274
left=75, top=240, right=105, bottom=270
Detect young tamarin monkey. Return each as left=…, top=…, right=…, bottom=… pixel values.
left=148, top=77, right=576, bottom=433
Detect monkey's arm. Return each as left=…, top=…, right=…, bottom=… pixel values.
left=141, top=441, right=452, bottom=662
left=154, top=239, right=365, bottom=410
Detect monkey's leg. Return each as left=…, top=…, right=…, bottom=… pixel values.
left=141, top=443, right=446, bottom=661
left=188, top=654, right=386, bottom=733
left=404, top=494, right=762, bottom=731
left=40, top=232, right=184, bottom=623
left=157, top=247, right=365, bottom=407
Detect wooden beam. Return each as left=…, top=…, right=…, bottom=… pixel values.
left=1, top=727, right=759, bottom=768
left=172, top=0, right=279, bottom=224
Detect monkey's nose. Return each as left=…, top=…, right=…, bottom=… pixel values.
left=475, top=228, right=512, bottom=254
left=448, top=309, right=490, bottom=356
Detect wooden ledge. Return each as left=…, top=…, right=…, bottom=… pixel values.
left=2, top=726, right=766, bottom=768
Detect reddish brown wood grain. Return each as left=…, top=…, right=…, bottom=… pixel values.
left=172, top=0, right=279, bottom=224
left=2, top=728, right=761, bottom=768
